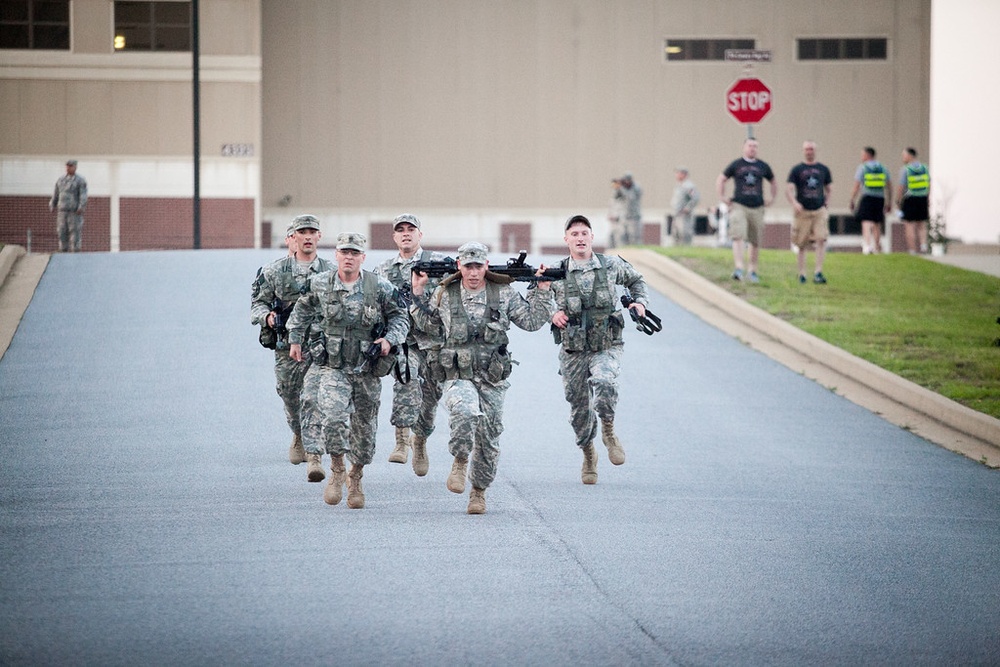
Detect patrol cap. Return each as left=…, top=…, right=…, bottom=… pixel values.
left=456, top=241, right=489, bottom=265
left=66, top=159, right=78, bottom=166
left=564, top=214, right=592, bottom=230
left=290, top=214, right=321, bottom=232
left=285, top=221, right=296, bottom=238
left=336, top=232, right=367, bottom=252
left=675, top=166, right=689, bottom=174
left=393, top=213, right=421, bottom=230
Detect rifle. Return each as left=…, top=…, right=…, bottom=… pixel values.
left=491, top=251, right=566, bottom=282
left=353, top=322, right=401, bottom=376
left=259, top=298, right=295, bottom=349
left=620, top=289, right=662, bottom=335
left=410, top=251, right=565, bottom=283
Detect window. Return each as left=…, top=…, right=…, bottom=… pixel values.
left=0, top=0, right=69, bottom=50
left=114, top=1, right=191, bottom=52
left=798, top=38, right=888, bottom=61
left=664, top=38, right=755, bottom=62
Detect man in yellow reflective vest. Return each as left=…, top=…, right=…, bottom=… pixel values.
left=896, top=147, right=931, bottom=254
left=849, top=146, right=892, bottom=255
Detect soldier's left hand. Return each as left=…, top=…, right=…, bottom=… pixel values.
left=628, top=302, right=646, bottom=318
left=375, top=338, right=392, bottom=356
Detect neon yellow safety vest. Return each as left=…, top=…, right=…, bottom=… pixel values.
left=863, top=164, right=887, bottom=189
left=906, top=164, right=929, bottom=196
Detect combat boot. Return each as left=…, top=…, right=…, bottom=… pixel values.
left=388, top=426, right=411, bottom=464
left=347, top=464, right=365, bottom=509
left=306, top=452, right=326, bottom=482
left=581, top=442, right=598, bottom=485
left=323, top=454, right=346, bottom=505
left=467, top=487, right=486, bottom=515
left=446, top=456, right=468, bottom=494
left=289, top=433, right=306, bottom=465
left=601, top=419, right=626, bottom=465
left=411, top=434, right=429, bottom=477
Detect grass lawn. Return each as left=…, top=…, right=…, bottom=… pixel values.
left=655, top=246, right=1000, bottom=420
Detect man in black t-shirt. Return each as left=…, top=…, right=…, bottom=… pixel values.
left=786, top=141, right=833, bottom=284
left=716, top=138, right=776, bottom=283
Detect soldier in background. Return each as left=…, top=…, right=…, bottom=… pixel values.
left=373, top=213, right=450, bottom=476
left=670, top=166, right=700, bottom=246
left=50, top=159, right=88, bottom=252
left=287, top=232, right=409, bottom=509
left=251, top=215, right=334, bottom=472
left=409, top=242, right=554, bottom=514
left=550, top=215, right=650, bottom=485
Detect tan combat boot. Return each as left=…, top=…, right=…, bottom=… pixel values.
left=388, top=426, right=411, bottom=464
left=446, top=456, right=468, bottom=494
left=306, top=452, right=326, bottom=482
left=346, top=464, right=365, bottom=509
left=467, top=487, right=486, bottom=515
left=323, top=454, right=347, bottom=505
left=581, top=443, right=598, bottom=485
left=411, top=434, right=429, bottom=477
left=601, top=419, right=626, bottom=465
left=289, top=433, right=306, bottom=465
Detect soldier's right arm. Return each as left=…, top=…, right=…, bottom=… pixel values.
left=250, top=266, right=276, bottom=325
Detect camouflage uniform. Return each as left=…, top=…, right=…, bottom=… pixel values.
left=50, top=161, right=87, bottom=252
left=410, top=260, right=554, bottom=491
left=373, top=247, right=450, bottom=438
left=287, top=269, right=408, bottom=465
left=551, top=253, right=649, bottom=449
left=251, top=252, right=334, bottom=440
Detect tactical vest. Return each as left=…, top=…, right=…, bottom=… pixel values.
left=556, top=254, right=624, bottom=352
left=437, top=281, right=513, bottom=382
left=314, top=270, right=383, bottom=369
left=862, top=163, right=887, bottom=190
left=905, top=163, right=929, bottom=196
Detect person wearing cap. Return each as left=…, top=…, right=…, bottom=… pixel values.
left=612, top=172, right=643, bottom=246
left=550, top=214, right=650, bottom=485
left=49, top=160, right=88, bottom=252
left=251, top=215, right=334, bottom=472
left=284, top=221, right=298, bottom=257
left=287, top=232, right=409, bottom=509
left=373, top=213, right=451, bottom=474
left=410, top=242, right=555, bottom=514
left=670, top=167, right=700, bottom=246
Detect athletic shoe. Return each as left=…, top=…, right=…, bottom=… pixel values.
left=748, top=272, right=760, bottom=284
left=813, top=272, right=827, bottom=284
left=732, top=269, right=744, bottom=281
left=798, top=274, right=807, bottom=284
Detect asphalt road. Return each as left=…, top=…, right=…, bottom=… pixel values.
left=1, top=249, right=998, bottom=666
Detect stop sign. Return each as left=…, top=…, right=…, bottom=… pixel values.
left=726, top=77, right=772, bottom=124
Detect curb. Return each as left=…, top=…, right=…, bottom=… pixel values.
left=619, top=248, right=1000, bottom=462
left=0, top=244, right=26, bottom=285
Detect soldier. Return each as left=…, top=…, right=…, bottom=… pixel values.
left=373, top=213, right=450, bottom=475
left=287, top=232, right=408, bottom=509
left=410, top=242, right=554, bottom=514
left=250, top=215, right=333, bottom=472
left=550, top=215, right=650, bottom=485
left=50, top=159, right=88, bottom=252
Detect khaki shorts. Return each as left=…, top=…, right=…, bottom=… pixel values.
left=728, top=203, right=765, bottom=246
left=792, top=208, right=830, bottom=248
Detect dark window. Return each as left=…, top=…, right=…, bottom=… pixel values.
left=114, top=1, right=191, bottom=52
left=665, top=38, right=755, bottom=62
left=0, top=0, right=69, bottom=50
left=798, top=37, right=888, bottom=61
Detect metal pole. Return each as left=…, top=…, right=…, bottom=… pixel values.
left=192, top=0, right=201, bottom=249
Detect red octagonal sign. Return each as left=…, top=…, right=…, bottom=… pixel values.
left=726, top=77, right=772, bottom=124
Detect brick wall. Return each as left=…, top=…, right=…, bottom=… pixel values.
left=120, top=198, right=253, bottom=250
left=0, top=195, right=110, bottom=252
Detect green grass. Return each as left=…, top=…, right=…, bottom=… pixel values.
left=654, top=246, right=1000, bottom=419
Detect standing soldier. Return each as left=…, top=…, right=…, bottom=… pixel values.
left=409, top=242, right=554, bottom=514
left=287, top=232, right=409, bottom=509
left=550, top=215, right=650, bottom=485
left=50, top=159, right=88, bottom=252
left=373, top=213, right=450, bottom=476
left=849, top=146, right=892, bottom=255
left=251, top=215, right=333, bottom=472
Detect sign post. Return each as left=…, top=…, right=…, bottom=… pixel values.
left=725, top=77, right=772, bottom=138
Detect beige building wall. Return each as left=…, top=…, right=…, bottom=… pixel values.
left=0, top=0, right=263, bottom=249
left=261, top=0, right=930, bottom=250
